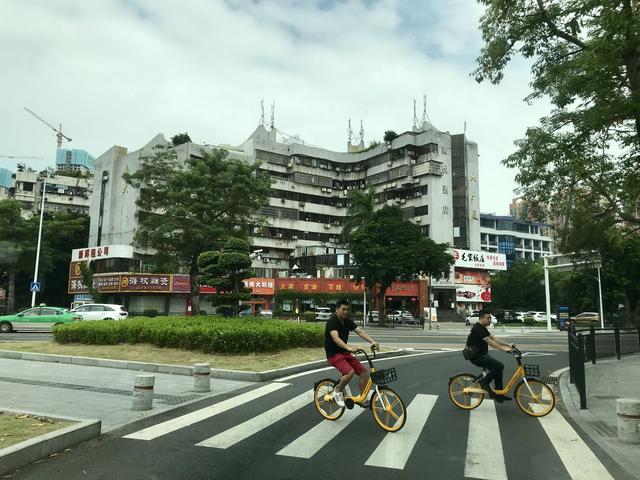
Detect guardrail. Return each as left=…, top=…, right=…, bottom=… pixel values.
left=568, top=324, right=640, bottom=409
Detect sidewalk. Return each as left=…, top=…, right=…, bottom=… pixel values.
left=559, top=353, right=640, bottom=479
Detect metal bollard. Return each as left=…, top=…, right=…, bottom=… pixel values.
left=617, top=398, right=640, bottom=444
left=193, top=363, right=211, bottom=392
left=132, top=375, right=155, bottom=411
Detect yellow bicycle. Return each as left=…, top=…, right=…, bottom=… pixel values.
left=313, top=347, right=407, bottom=432
left=448, top=347, right=556, bottom=417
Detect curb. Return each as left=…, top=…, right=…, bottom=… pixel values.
left=0, top=348, right=412, bottom=382
left=0, top=409, right=101, bottom=475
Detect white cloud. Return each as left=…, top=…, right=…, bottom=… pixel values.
left=0, top=0, right=549, bottom=214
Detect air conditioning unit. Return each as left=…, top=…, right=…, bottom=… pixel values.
left=333, top=221, right=340, bottom=226
left=324, top=224, right=331, bottom=229
left=287, top=161, right=294, bottom=168
left=387, top=161, right=393, bottom=166
left=414, top=178, right=420, bottom=184
left=335, top=167, right=341, bottom=172
left=299, top=201, right=305, bottom=207
left=410, top=159, right=417, bottom=165
left=400, top=199, right=406, bottom=204
left=292, top=235, right=298, bottom=240
left=415, top=217, right=422, bottom=222
left=296, top=159, right=301, bottom=164
left=353, top=166, right=360, bottom=171
left=326, top=188, right=332, bottom=193
left=276, top=233, right=283, bottom=238
left=391, top=183, right=397, bottom=188
left=329, top=237, right=338, bottom=243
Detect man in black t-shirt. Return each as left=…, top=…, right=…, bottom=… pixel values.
left=466, top=309, right=515, bottom=403
left=324, top=299, right=378, bottom=407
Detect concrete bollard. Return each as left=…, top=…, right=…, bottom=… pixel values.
left=193, top=363, right=211, bottom=392
left=617, top=398, right=640, bottom=444
left=132, top=374, right=155, bottom=411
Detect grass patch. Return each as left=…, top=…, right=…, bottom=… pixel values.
left=0, top=411, right=75, bottom=449
left=0, top=342, right=328, bottom=371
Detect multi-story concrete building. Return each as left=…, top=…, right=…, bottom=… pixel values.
left=89, top=118, right=480, bottom=277
left=56, top=148, right=95, bottom=173
left=0, top=168, right=12, bottom=199
left=480, top=213, right=554, bottom=268
left=9, top=170, right=92, bottom=215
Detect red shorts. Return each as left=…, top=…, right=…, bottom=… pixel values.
left=327, top=352, right=366, bottom=376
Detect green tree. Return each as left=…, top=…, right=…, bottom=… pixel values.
left=349, top=206, right=453, bottom=322
left=171, top=133, right=192, bottom=146
left=123, top=147, right=271, bottom=314
left=198, top=238, right=253, bottom=316
left=474, top=0, right=640, bottom=244
left=383, top=130, right=399, bottom=142
left=341, top=188, right=376, bottom=243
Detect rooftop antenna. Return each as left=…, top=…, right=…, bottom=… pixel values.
left=359, top=119, right=364, bottom=146
left=259, top=99, right=265, bottom=126
left=412, top=99, right=419, bottom=130
left=422, top=94, right=433, bottom=126
left=270, top=101, right=275, bottom=131
left=347, top=118, right=353, bottom=144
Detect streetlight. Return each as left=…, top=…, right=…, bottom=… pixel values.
left=31, top=176, right=47, bottom=307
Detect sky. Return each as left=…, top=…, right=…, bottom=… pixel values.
left=0, top=0, right=551, bottom=215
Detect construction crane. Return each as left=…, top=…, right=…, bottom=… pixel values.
left=24, top=107, right=72, bottom=149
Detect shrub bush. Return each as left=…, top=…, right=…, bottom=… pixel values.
left=142, top=309, right=158, bottom=318
left=523, top=316, right=536, bottom=326
left=216, top=305, right=234, bottom=317
left=53, top=316, right=324, bottom=353
left=302, top=311, right=316, bottom=322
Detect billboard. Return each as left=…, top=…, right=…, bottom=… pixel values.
left=453, top=249, right=507, bottom=271
left=455, top=284, right=491, bottom=303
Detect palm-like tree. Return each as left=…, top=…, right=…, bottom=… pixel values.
left=341, top=188, right=376, bottom=243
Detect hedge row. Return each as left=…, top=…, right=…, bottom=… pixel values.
left=53, top=316, right=324, bottom=353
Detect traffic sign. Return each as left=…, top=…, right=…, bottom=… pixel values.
left=30, top=282, right=41, bottom=293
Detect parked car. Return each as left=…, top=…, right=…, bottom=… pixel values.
left=492, top=309, right=520, bottom=324
left=388, top=310, right=416, bottom=324
left=465, top=312, right=497, bottom=326
left=524, top=311, right=557, bottom=323
left=258, top=309, right=273, bottom=318
left=0, top=305, right=80, bottom=333
left=571, top=312, right=600, bottom=324
left=70, top=303, right=128, bottom=321
left=366, top=310, right=380, bottom=323
left=315, top=307, right=332, bottom=321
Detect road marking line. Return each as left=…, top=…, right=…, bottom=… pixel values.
left=536, top=408, right=614, bottom=480
left=196, top=390, right=311, bottom=449
left=364, top=394, right=437, bottom=470
left=465, top=400, right=507, bottom=480
left=276, top=407, right=365, bottom=458
left=123, top=383, right=289, bottom=441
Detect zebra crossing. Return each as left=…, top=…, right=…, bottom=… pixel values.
left=123, top=382, right=614, bottom=479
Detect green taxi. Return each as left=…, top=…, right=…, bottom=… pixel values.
left=0, top=305, right=80, bottom=333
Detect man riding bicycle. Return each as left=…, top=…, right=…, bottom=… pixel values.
left=325, top=298, right=378, bottom=408
left=465, top=309, right=515, bottom=403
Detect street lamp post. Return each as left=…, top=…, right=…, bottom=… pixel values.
left=31, top=176, right=47, bottom=307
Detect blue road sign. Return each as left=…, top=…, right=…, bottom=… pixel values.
left=30, top=282, right=41, bottom=293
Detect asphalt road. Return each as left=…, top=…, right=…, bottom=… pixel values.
left=9, top=349, right=629, bottom=480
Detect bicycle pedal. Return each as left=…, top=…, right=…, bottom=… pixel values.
left=344, top=398, right=354, bottom=409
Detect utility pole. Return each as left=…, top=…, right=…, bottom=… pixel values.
left=31, top=176, right=47, bottom=307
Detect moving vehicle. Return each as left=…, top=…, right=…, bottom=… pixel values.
left=387, top=310, right=416, bottom=324
left=0, top=306, right=80, bottom=333
left=571, top=312, right=599, bottom=324
left=524, top=311, right=557, bottom=323
left=492, top=309, right=520, bottom=324
left=314, top=307, right=332, bottom=321
left=70, top=303, right=128, bottom=321
left=258, top=309, right=274, bottom=318
left=465, top=312, right=497, bottom=326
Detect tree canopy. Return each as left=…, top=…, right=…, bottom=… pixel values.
left=123, top=147, right=271, bottom=313
left=348, top=205, right=453, bottom=319
left=475, top=0, right=640, bottom=248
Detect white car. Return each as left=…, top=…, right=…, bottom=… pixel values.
left=315, top=307, right=332, bottom=321
left=388, top=310, right=416, bottom=324
left=465, top=312, right=497, bottom=326
left=524, top=311, right=557, bottom=323
left=70, top=304, right=128, bottom=321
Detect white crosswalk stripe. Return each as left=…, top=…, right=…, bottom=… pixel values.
left=123, top=382, right=289, bottom=441
left=364, top=394, right=437, bottom=470
left=465, top=399, right=508, bottom=480
left=276, top=407, right=365, bottom=458
left=122, top=383, right=616, bottom=477
left=536, top=408, right=615, bottom=480
left=196, top=390, right=312, bottom=449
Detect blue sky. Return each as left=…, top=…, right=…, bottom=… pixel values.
left=0, top=0, right=550, bottom=214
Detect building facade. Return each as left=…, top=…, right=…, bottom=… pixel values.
left=9, top=170, right=92, bottom=215
left=480, top=213, right=554, bottom=268
left=56, top=148, right=95, bottom=173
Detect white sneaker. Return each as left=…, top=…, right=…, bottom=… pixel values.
left=332, top=388, right=345, bottom=408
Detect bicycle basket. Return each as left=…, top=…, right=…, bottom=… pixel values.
left=371, top=368, right=397, bottom=385
left=524, top=364, right=540, bottom=378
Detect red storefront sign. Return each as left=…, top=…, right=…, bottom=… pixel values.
left=120, top=274, right=171, bottom=292
left=243, top=278, right=275, bottom=295
left=386, top=281, right=419, bottom=297
left=454, top=269, right=490, bottom=286
left=274, top=278, right=365, bottom=293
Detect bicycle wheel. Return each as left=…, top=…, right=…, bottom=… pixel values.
left=314, top=378, right=345, bottom=420
left=370, top=387, right=407, bottom=432
left=448, top=373, right=484, bottom=410
left=514, top=379, right=555, bottom=417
